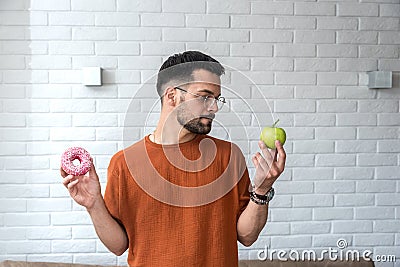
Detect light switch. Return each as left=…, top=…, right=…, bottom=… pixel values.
left=367, top=71, right=392, bottom=89
left=82, top=67, right=102, bottom=86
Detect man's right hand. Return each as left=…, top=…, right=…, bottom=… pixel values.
left=60, top=160, right=102, bottom=211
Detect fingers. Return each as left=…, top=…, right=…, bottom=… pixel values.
left=275, top=140, right=286, bottom=172
left=60, top=167, right=68, bottom=178
left=62, top=174, right=78, bottom=189
left=258, top=140, right=275, bottom=165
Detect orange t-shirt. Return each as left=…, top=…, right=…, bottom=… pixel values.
left=104, top=134, right=250, bottom=267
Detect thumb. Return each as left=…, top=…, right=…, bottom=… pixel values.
left=89, top=157, right=97, bottom=175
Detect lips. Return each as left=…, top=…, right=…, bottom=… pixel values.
left=200, top=114, right=215, bottom=120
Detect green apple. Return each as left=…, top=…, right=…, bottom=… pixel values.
left=260, top=119, right=286, bottom=149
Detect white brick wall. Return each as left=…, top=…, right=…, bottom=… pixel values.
left=1, top=0, right=399, bottom=265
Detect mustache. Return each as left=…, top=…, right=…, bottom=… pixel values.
left=199, top=114, right=215, bottom=120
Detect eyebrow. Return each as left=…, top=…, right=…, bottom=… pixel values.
left=196, top=88, right=221, bottom=97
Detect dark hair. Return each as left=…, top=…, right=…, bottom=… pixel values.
left=156, top=51, right=225, bottom=102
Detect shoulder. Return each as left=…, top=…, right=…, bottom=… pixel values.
left=205, top=135, right=243, bottom=155
left=108, top=138, right=145, bottom=172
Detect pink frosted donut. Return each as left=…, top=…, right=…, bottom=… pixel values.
left=61, top=147, right=92, bottom=176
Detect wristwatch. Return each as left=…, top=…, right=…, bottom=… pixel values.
left=250, top=187, right=275, bottom=205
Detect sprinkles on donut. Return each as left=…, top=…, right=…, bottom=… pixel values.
left=61, top=147, right=92, bottom=176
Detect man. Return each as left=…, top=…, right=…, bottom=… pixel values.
left=61, top=51, right=286, bottom=266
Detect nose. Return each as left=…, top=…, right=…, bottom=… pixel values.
left=207, top=99, right=219, bottom=113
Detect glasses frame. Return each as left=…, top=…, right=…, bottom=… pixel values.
left=174, top=86, right=226, bottom=110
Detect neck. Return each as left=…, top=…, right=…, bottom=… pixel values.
left=152, top=112, right=197, bottom=145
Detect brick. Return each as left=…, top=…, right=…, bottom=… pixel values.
left=51, top=211, right=91, bottom=225
left=3, top=70, right=48, bottom=84
left=318, top=44, right=358, bottom=58
left=0, top=85, right=25, bottom=98
left=72, top=226, right=97, bottom=239
left=0, top=0, right=29, bottom=11
left=338, top=58, right=378, bottom=72
left=0, top=199, right=26, bottom=212
left=338, top=31, right=378, bottom=44
left=295, top=114, right=335, bottom=127
left=378, top=59, right=400, bottom=70
left=285, top=154, right=315, bottom=167
left=271, top=236, right=312, bottom=249
left=162, top=28, right=206, bottom=42
left=314, top=208, right=354, bottom=220
left=30, top=26, right=71, bottom=40
left=271, top=208, right=312, bottom=222
left=0, top=227, right=26, bottom=240
left=50, top=12, right=94, bottom=26
left=72, top=114, right=118, bottom=127
left=49, top=70, right=81, bottom=84
left=359, top=153, right=398, bottom=167
left=1, top=128, right=49, bottom=141
left=317, top=99, right=357, bottom=113
left=293, top=140, right=334, bottom=153
left=0, top=142, right=26, bottom=155
left=230, top=43, right=272, bottom=57
left=337, top=86, right=377, bottom=99
left=275, top=72, right=316, bottom=85
left=376, top=167, right=400, bottom=180
left=360, top=17, right=400, bottom=30
left=295, top=2, right=335, bottom=16
left=317, top=72, right=358, bottom=86
left=296, top=86, right=335, bottom=99
left=5, top=213, right=50, bottom=226
left=252, top=2, right=293, bottom=15
left=284, top=127, right=314, bottom=140
left=275, top=100, right=315, bottom=113
left=378, top=141, right=400, bottom=153
left=207, top=0, right=250, bottom=14
left=117, top=0, right=160, bottom=12
left=207, top=29, right=249, bottom=42
left=378, top=114, right=400, bottom=126
left=52, top=240, right=96, bottom=253
left=31, top=0, right=70, bottom=11
left=95, top=13, right=139, bottom=26
left=73, top=27, right=116, bottom=41
left=29, top=11, right=48, bottom=26
left=295, top=59, right=336, bottom=72
left=275, top=17, right=316, bottom=29
left=162, top=0, right=205, bottom=13
left=275, top=44, right=316, bottom=57
left=72, top=0, right=115, bottom=11
left=251, top=29, right=293, bottom=43
left=332, top=221, right=373, bottom=233
left=291, top=222, right=331, bottom=235
left=27, top=55, right=71, bottom=69
left=0, top=26, right=26, bottom=40
left=0, top=114, right=25, bottom=127
left=4, top=241, right=51, bottom=254
left=358, top=127, right=398, bottom=139
left=186, top=14, right=229, bottom=28
left=360, top=45, right=399, bottom=58
left=355, top=234, right=394, bottom=246
left=380, top=4, right=400, bottom=17
left=336, top=140, right=377, bottom=153
left=337, top=114, right=377, bottom=126
left=252, top=58, right=293, bottom=71
left=292, top=168, right=334, bottom=181
left=49, top=41, right=94, bottom=55
left=0, top=11, right=30, bottom=25
left=49, top=99, right=95, bottom=113
left=0, top=184, right=49, bottom=198
left=50, top=127, right=95, bottom=141
left=338, top=3, right=379, bottom=16
left=377, top=194, right=400, bottom=206
left=317, top=17, right=358, bottom=30
left=316, top=126, right=356, bottom=140
left=27, top=227, right=71, bottom=239
left=356, top=207, right=395, bottom=220
left=28, top=199, right=72, bottom=212
left=275, top=181, right=314, bottom=195
left=261, top=222, right=290, bottom=236
left=294, top=30, right=335, bottom=44
left=231, top=70, right=273, bottom=85
left=27, top=114, right=71, bottom=127
left=357, top=181, right=396, bottom=193
left=117, top=28, right=161, bottom=41
left=72, top=56, right=117, bottom=69
left=0, top=55, right=24, bottom=69
left=141, top=42, right=185, bottom=56
left=375, top=220, right=400, bottom=233
left=141, top=13, right=184, bottom=27
left=335, top=194, right=375, bottom=207
left=231, top=15, right=273, bottom=29
left=293, top=195, right=333, bottom=208
left=316, top=181, right=356, bottom=193
left=95, top=41, right=139, bottom=55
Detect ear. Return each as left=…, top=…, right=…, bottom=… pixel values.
left=163, top=86, right=177, bottom=107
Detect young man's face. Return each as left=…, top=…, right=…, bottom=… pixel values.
left=175, top=69, right=222, bottom=135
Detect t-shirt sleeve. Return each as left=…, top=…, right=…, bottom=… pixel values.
left=104, top=156, right=121, bottom=222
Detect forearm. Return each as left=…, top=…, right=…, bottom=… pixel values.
left=87, top=197, right=128, bottom=256
left=237, top=200, right=269, bottom=247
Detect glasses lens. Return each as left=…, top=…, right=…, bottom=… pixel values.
left=205, top=97, right=224, bottom=110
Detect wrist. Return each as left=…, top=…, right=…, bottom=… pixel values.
left=86, top=195, right=105, bottom=213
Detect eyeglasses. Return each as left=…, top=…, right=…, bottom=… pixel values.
left=175, top=87, right=226, bottom=110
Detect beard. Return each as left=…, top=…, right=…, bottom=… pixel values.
left=176, top=98, right=214, bottom=135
